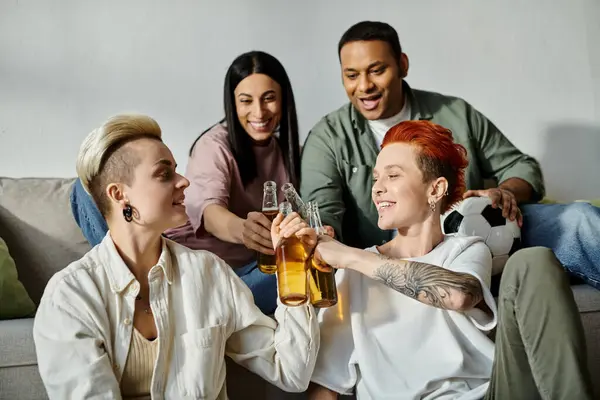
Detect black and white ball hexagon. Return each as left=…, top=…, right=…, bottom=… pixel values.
left=441, top=197, right=521, bottom=276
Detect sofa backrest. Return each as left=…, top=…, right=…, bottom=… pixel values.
left=0, top=177, right=91, bottom=305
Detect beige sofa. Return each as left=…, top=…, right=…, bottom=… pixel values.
left=1, top=176, right=600, bottom=399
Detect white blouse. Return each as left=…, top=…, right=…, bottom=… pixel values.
left=33, top=234, right=319, bottom=399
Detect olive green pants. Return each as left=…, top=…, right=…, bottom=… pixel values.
left=485, top=247, right=594, bottom=400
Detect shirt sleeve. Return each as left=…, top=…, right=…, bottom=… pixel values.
left=467, top=104, right=545, bottom=201
left=33, top=292, right=122, bottom=400
left=300, top=123, right=346, bottom=241
left=446, top=240, right=498, bottom=332
left=310, top=270, right=358, bottom=395
left=184, top=134, right=234, bottom=234
left=220, top=257, right=320, bottom=393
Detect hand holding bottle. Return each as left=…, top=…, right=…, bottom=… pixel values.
left=270, top=211, right=317, bottom=252
left=313, top=234, right=349, bottom=270
left=242, top=211, right=275, bottom=255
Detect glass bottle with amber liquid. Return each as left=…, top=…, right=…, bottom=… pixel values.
left=275, top=201, right=309, bottom=306
left=257, top=181, right=278, bottom=274
left=307, top=201, right=338, bottom=308
left=282, top=183, right=308, bottom=219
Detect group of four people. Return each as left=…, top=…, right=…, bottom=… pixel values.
left=33, top=20, right=597, bottom=399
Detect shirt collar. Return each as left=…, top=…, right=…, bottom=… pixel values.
left=350, top=80, right=433, bottom=133
left=100, top=233, right=174, bottom=294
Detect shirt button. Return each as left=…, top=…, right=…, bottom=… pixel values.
left=114, top=363, right=120, bottom=370
left=352, top=167, right=358, bottom=173
left=124, top=318, right=131, bottom=325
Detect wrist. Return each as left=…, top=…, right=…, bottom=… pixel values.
left=338, top=246, right=363, bottom=271
left=231, top=217, right=245, bottom=244
left=497, top=184, right=514, bottom=194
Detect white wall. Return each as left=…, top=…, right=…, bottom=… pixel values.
left=1, top=0, right=599, bottom=202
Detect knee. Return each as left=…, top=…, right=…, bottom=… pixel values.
left=501, top=247, right=565, bottom=288
left=561, top=202, right=599, bottom=225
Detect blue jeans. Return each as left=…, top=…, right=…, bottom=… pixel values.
left=70, top=178, right=108, bottom=247
left=234, top=261, right=278, bottom=315
left=521, top=202, right=600, bottom=289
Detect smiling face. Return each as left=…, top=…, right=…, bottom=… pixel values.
left=108, top=138, right=190, bottom=233
left=372, top=142, right=434, bottom=230
left=234, top=73, right=283, bottom=142
left=340, top=40, right=407, bottom=120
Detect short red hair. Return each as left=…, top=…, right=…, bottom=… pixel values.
left=381, top=120, right=468, bottom=214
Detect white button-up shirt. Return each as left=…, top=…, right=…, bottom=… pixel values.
left=33, top=234, right=319, bottom=399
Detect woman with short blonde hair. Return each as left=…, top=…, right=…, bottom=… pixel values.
left=34, top=114, right=319, bottom=399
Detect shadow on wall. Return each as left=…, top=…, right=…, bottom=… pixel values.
left=539, top=122, right=600, bottom=202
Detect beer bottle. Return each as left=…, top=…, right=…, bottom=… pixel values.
left=307, top=201, right=338, bottom=308
left=275, top=201, right=309, bottom=306
left=257, top=181, right=278, bottom=274
left=281, top=183, right=308, bottom=219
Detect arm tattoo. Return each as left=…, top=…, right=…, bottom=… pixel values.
left=373, top=254, right=483, bottom=310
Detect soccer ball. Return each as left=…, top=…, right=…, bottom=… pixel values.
left=441, top=197, right=521, bottom=275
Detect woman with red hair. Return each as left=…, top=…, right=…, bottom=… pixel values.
left=277, top=120, right=592, bottom=399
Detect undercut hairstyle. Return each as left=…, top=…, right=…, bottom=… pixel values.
left=338, top=21, right=403, bottom=62
left=76, top=114, right=163, bottom=217
left=381, top=120, right=469, bottom=213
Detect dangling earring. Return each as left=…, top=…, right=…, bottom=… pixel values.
left=429, top=199, right=436, bottom=213
left=123, top=204, right=133, bottom=222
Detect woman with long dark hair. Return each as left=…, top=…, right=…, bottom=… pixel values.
left=69, top=51, right=302, bottom=315
left=166, top=51, right=301, bottom=314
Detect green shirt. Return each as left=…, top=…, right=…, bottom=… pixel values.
left=300, top=82, right=545, bottom=249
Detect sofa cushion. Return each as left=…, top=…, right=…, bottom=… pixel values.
left=0, top=318, right=49, bottom=400
left=0, top=318, right=37, bottom=368
left=0, top=237, right=36, bottom=319
left=573, top=284, right=600, bottom=313
left=0, top=177, right=91, bottom=304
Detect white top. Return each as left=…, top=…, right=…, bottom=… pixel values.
left=33, top=234, right=319, bottom=400
left=311, top=235, right=497, bottom=400
left=367, top=95, right=412, bottom=149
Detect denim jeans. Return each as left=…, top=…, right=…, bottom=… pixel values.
left=233, top=261, right=278, bottom=315
left=521, top=202, right=600, bottom=289
left=70, top=178, right=108, bottom=247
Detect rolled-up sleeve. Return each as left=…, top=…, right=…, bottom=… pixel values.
left=468, top=105, right=545, bottom=201
left=33, top=292, right=121, bottom=399
left=221, top=258, right=320, bottom=392
left=184, top=134, right=234, bottom=234
left=300, top=122, right=346, bottom=241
